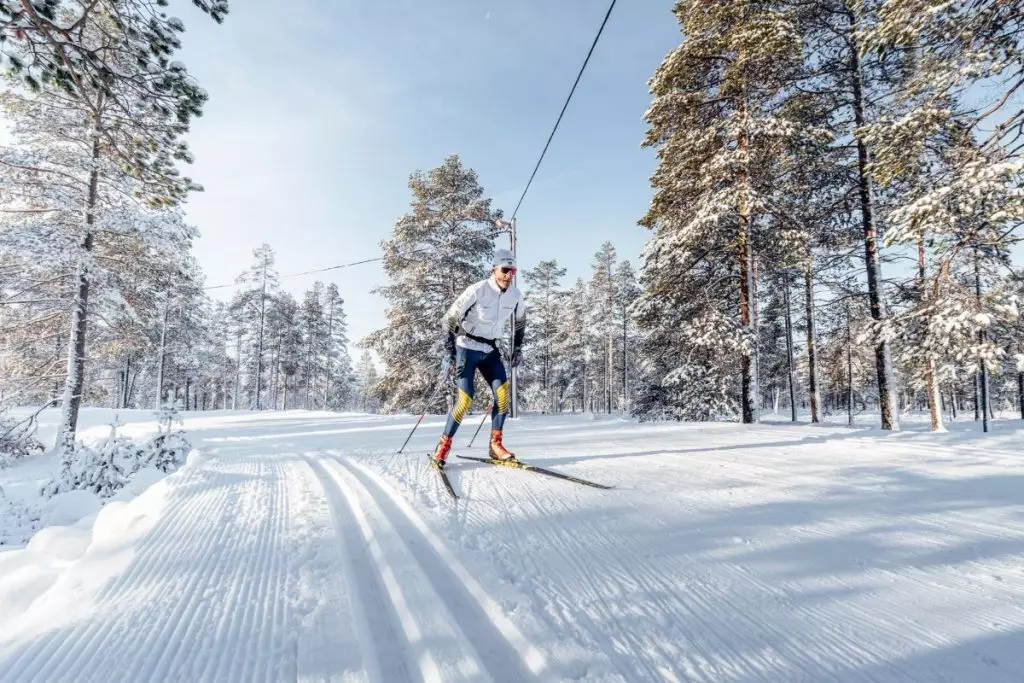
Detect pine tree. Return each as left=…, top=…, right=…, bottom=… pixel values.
left=789, top=0, right=908, bottom=430
left=0, top=0, right=214, bottom=451
left=640, top=0, right=810, bottom=422
left=363, top=155, right=501, bottom=412
left=0, top=0, right=228, bottom=94
left=320, top=283, right=353, bottom=410
left=614, top=260, right=641, bottom=412
left=589, top=243, right=618, bottom=413
left=354, top=350, right=380, bottom=414
left=553, top=278, right=589, bottom=412
left=229, top=244, right=280, bottom=410
left=265, top=292, right=302, bottom=410
left=299, top=282, right=326, bottom=409
left=521, top=259, right=567, bottom=412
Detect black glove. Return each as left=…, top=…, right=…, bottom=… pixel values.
left=510, top=348, right=523, bottom=369
left=445, top=332, right=456, bottom=362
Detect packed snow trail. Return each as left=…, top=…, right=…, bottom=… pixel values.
left=1, top=410, right=1023, bottom=682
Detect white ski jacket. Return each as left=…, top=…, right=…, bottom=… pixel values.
left=444, top=277, right=526, bottom=354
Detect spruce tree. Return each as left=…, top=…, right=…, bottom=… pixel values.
left=363, top=155, right=501, bottom=412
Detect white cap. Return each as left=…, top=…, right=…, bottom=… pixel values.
left=493, top=248, right=516, bottom=268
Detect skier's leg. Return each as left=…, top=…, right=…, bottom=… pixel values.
left=433, top=348, right=481, bottom=464
left=478, top=350, right=514, bottom=459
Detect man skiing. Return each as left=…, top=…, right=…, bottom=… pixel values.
left=431, top=248, right=526, bottom=468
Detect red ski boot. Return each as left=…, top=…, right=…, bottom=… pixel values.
left=431, top=435, right=453, bottom=469
left=488, top=430, right=516, bottom=461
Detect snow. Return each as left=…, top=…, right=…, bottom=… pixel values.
left=1, top=408, right=1023, bottom=681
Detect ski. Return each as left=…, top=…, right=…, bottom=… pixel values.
left=456, top=455, right=612, bottom=490
left=429, top=456, right=459, bottom=500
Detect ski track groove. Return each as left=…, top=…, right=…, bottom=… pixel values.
left=4, top=463, right=237, bottom=683
left=187, top=459, right=261, bottom=683
left=8, top=455, right=297, bottom=683
left=267, top=456, right=292, bottom=683
left=333, top=452, right=547, bottom=683
left=238, top=457, right=283, bottom=683
left=139, top=457, right=266, bottom=682
left=303, top=454, right=421, bottom=683
left=458, top=457, right=920, bottom=683
left=111, top=461, right=250, bottom=680
left=475, top=472, right=697, bottom=682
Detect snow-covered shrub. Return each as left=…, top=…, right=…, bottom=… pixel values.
left=0, top=413, right=45, bottom=467
left=42, top=408, right=190, bottom=498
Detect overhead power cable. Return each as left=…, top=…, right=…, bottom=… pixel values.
left=202, top=248, right=429, bottom=291
left=510, top=0, right=618, bottom=221
left=206, top=3, right=618, bottom=292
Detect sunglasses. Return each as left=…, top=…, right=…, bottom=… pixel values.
left=499, top=266, right=516, bottom=275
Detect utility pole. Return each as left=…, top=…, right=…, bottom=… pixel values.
left=509, top=217, right=519, bottom=419
left=492, top=218, right=520, bottom=419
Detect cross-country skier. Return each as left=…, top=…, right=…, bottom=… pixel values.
left=431, top=248, right=526, bottom=468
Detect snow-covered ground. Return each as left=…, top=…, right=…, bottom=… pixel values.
left=1, top=407, right=1023, bottom=682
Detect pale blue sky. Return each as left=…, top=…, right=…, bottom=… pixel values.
left=175, top=0, right=682, bottom=353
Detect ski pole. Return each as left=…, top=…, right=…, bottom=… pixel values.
left=397, top=359, right=452, bottom=454
left=467, top=403, right=492, bottom=448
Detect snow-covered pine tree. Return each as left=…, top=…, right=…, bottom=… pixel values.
left=862, top=1, right=1024, bottom=429
left=553, top=278, right=589, bottom=413
left=815, top=289, right=876, bottom=423
left=0, top=248, right=70, bottom=409
left=589, top=243, right=618, bottom=413
left=354, top=351, right=380, bottom=414
left=0, top=0, right=228, bottom=93
left=521, top=259, right=567, bottom=413
left=0, top=70, right=200, bottom=451
left=363, top=155, right=500, bottom=412
left=299, top=282, right=326, bottom=410
left=321, top=283, right=354, bottom=410
left=264, top=292, right=302, bottom=410
left=639, top=0, right=808, bottom=422
left=615, top=260, right=641, bottom=413
left=792, top=0, right=907, bottom=430
left=207, top=301, right=236, bottom=410
left=229, top=244, right=280, bottom=410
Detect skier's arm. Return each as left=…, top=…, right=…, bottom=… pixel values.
left=512, top=299, right=526, bottom=351
left=442, top=284, right=479, bottom=355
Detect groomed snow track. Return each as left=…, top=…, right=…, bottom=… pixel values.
left=1, top=411, right=1022, bottom=682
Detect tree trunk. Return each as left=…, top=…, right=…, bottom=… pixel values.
left=975, top=252, right=989, bottom=433
left=1018, top=371, right=1023, bottom=420
left=51, top=334, right=62, bottom=407
left=622, top=305, right=628, bottom=414
left=254, top=260, right=268, bottom=410
left=325, top=298, right=335, bottom=410
left=305, top=334, right=314, bottom=409
left=121, top=357, right=131, bottom=409
left=155, top=299, right=170, bottom=409
left=847, top=302, right=854, bottom=426
left=804, top=259, right=821, bottom=423
left=269, top=338, right=280, bottom=411
left=974, top=372, right=981, bottom=421
left=919, top=238, right=943, bottom=432
left=735, top=51, right=760, bottom=425
left=233, top=327, right=241, bottom=410
left=783, top=273, right=797, bottom=422
left=848, top=9, right=898, bottom=431
left=185, top=377, right=192, bottom=411
left=56, top=135, right=101, bottom=454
